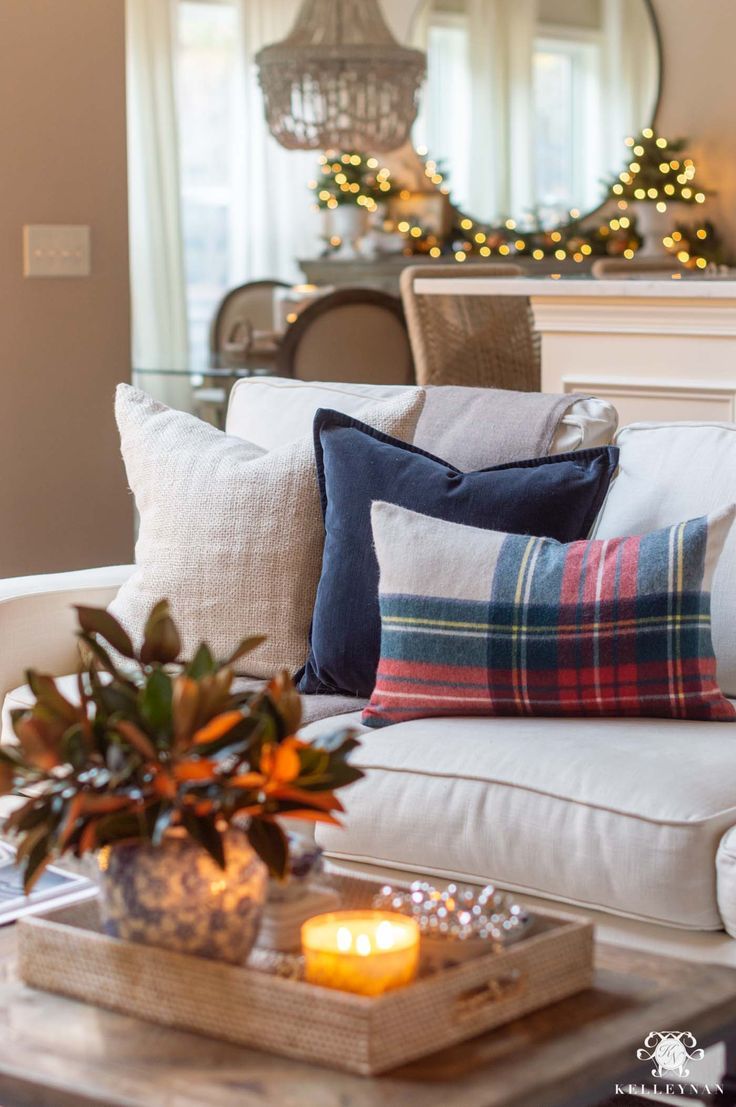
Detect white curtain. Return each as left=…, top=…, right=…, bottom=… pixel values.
left=230, top=0, right=323, bottom=284
left=414, top=0, right=537, bottom=224
left=126, top=0, right=191, bottom=404
left=601, top=0, right=660, bottom=175
left=466, top=0, right=537, bottom=220
left=502, top=0, right=537, bottom=219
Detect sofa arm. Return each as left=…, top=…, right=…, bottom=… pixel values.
left=717, top=826, right=736, bottom=938
left=0, top=565, right=134, bottom=702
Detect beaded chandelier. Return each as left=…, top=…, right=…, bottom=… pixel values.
left=256, top=0, right=426, bottom=153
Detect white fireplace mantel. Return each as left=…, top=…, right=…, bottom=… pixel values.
left=412, top=277, right=736, bottom=426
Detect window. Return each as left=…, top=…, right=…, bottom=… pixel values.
left=177, top=0, right=238, bottom=358
left=414, top=5, right=607, bottom=227
left=413, top=13, right=472, bottom=215
left=533, top=31, right=603, bottom=224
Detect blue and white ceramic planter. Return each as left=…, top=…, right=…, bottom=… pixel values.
left=98, top=828, right=268, bottom=964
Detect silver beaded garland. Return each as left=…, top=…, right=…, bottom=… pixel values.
left=372, top=881, right=531, bottom=945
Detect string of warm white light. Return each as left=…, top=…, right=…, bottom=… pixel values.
left=311, top=152, right=393, bottom=214
left=611, top=129, right=706, bottom=211
left=311, top=130, right=718, bottom=269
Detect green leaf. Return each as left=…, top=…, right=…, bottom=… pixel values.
left=225, top=635, right=266, bottom=666
left=298, top=761, right=364, bottom=791
left=247, top=706, right=279, bottom=751
left=95, top=682, right=140, bottom=720
left=247, top=817, right=288, bottom=879
left=78, top=632, right=127, bottom=679
left=23, top=833, right=52, bottom=894
left=181, top=810, right=226, bottom=869
left=16, top=821, right=51, bottom=866
left=26, top=673, right=79, bottom=725
left=61, top=724, right=88, bottom=771
left=186, top=643, right=215, bottom=680
left=139, top=670, right=173, bottom=735
left=291, top=744, right=327, bottom=776
left=113, top=720, right=157, bottom=762
left=6, top=799, right=49, bottom=834
left=95, top=810, right=148, bottom=845
left=140, top=601, right=181, bottom=666
left=75, top=606, right=135, bottom=660
left=192, top=715, right=257, bottom=759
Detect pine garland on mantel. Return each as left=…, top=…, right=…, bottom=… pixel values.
left=312, top=129, right=728, bottom=270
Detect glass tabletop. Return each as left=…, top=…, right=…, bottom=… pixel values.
left=132, top=352, right=281, bottom=383
left=133, top=362, right=279, bottom=380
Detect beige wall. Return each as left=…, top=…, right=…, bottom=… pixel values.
left=0, top=0, right=733, bottom=581
left=0, top=0, right=132, bottom=578
left=652, top=0, right=736, bottom=254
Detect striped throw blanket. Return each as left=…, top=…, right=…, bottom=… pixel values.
left=363, top=501, right=736, bottom=726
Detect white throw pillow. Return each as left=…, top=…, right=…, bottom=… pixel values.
left=109, top=385, right=425, bottom=677
left=594, top=421, right=736, bottom=697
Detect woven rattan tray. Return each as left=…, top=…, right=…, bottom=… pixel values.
left=17, top=873, right=593, bottom=1075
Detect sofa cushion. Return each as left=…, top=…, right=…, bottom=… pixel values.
left=1, top=676, right=365, bottom=748
left=299, top=412, right=619, bottom=698
left=594, top=422, right=736, bottom=697
left=108, top=385, right=423, bottom=678
left=298, top=710, right=736, bottom=932
left=6, top=678, right=736, bottom=932
left=363, top=501, right=736, bottom=725
left=225, top=378, right=617, bottom=460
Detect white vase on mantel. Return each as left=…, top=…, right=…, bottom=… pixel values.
left=630, top=201, right=679, bottom=258
left=329, top=204, right=367, bottom=259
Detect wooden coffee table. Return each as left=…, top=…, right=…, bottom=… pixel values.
left=0, top=926, right=735, bottom=1107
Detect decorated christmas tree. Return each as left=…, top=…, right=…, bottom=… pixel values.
left=310, top=152, right=396, bottom=213
left=607, top=128, right=708, bottom=210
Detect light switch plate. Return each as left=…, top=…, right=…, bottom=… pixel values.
left=23, top=225, right=91, bottom=278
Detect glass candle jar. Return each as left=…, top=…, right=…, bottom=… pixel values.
left=301, top=910, right=420, bottom=996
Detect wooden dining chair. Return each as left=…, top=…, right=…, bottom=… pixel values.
left=197, top=279, right=289, bottom=427
left=400, top=263, right=540, bottom=391
left=276, top=288, right=415, bottom=384
left=210, top=279, right=289, bottom=358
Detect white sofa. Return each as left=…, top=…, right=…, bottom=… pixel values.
left=3, top=378, right=736, bottom=969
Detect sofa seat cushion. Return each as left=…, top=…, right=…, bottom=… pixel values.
left=8, top=679, right=736, bottom=934
left=1, top=676, right=366, bottom=749
left=298, top=710, right=736, bottom=932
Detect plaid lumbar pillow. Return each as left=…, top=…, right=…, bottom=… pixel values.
left=363, top=501, right=736, bottom=726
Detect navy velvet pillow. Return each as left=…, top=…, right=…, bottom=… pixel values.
left=296, top=409, right=619, bottom=698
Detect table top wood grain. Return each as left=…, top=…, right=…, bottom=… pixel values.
left=1, top=924, right=735, bottom=1107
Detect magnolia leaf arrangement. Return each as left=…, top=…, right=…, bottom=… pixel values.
left=0, top=601, right=363, bottom=891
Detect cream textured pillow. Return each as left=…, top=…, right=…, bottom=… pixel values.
left=109, top=385, right=425, bottom=677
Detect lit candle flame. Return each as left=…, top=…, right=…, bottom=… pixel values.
left=355, top=934, right=372, bottom=957
left=336, top=926, right=352, bottom=952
